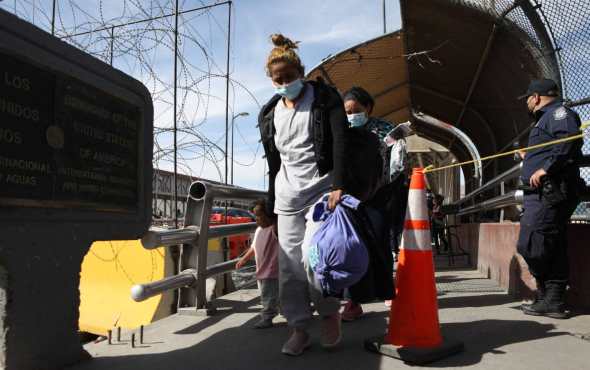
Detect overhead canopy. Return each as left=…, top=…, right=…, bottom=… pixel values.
left=308, top=32, right=410, bottom=125
left=308, top=0, right=560, bottom=192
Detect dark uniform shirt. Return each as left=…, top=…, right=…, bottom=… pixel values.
left=521, top=100, right=583, bottom=184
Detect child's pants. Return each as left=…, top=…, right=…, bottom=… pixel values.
left=258, top=278, right=279, bottom=320
left=276, top=205, right=340, bottom=329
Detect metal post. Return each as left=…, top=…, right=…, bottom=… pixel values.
left=224, top=1, right=232, bottom=185
left=263, top=160, right=266, bottom=189
left=231, top=116, right=234, bottom=185
left=173, top=0, right=179, bottom=228
left=51, top=0, right=56, bottom=35
left=499, top=181, right=505, bottom=222
left=382, top=0, right=386, bottom=34
left=109, top=26, right=115, bottom=66
left=230, top=112, right=248, bottom=185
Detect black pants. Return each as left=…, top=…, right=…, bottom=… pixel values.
left=516, top=193, right=579, bottom=283
left=431, top=219, right=448, bottom=253
left=389, top=174, right=408, bottom=253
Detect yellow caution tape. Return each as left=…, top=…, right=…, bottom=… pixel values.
left=424, top=120, right=589, bottom=174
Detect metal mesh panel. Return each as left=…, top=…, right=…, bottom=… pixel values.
left=453, top=0, right=590, bottom=217
left=534, top=0, right=590, bottom=216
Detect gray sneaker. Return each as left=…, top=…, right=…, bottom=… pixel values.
left=320, top=312, right=342, bottom=348
left=253, top=317, right=273, bottom=329
left=281, top=329, right=311, bottom=356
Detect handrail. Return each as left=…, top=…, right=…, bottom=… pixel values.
left=131, top=256, right=245, bottom=302
left=141, top=226, right=198, bottom=249
left=454, top=190, right=523, bottom=216
left=455, top=163, right=522, bottom=205
left=140, top=222, right=258, bottom=249
left=208, top=222, right=257, bottom=239
left=451, top=155, right=589, bottom=216
left=131, top=270, right=197, bottom=302
left=205, top=258, right=242, bottom=277
left=132, top=181, right=266, bottom=312
left=189, top=180, right=267, bottom=202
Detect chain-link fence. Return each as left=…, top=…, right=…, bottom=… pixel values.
left=536, top=0, right=590, bottom=218
left=457, top=0, right=590, bottom=218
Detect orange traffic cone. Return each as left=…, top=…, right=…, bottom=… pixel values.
left=365, top=168, right=463, bottom=364
left=387, top=167, right=441, bottom=347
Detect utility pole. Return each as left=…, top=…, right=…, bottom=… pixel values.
left=173, top=0, right=179, bottom=228
left=51, top=0, right=56, bottom=35
left=224, top=1, right=232, bottom=185
left=382, top=0, right=387, bottom=34
left=231, top=112, right=249, bottom=185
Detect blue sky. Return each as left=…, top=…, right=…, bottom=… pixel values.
left=1, top=0, right=401, bottom=190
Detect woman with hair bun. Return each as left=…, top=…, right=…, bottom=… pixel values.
left=258, top=34, right=348, bottom=356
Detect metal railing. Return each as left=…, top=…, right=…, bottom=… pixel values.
left=455, top=190, right=523, bottom=216
left=455, top=163, right=522, bottom=206
left=447, top=156, right=590, bottom=217
left=131, top=180, right=266, bottom=314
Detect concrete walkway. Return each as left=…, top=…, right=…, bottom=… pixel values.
left=70, top=269, right=590, bottom=370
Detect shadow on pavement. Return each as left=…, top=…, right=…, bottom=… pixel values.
left=427, top=319, right=564, bottom=368
left=69, top=309, right=388, bottom=370
left=435, top=275, right=493, bottom=284
left=70, top=305, right=573, bottom=370
left=438, top=294, right=516, bottom=309
left=175, top=296, right=261, bottom=335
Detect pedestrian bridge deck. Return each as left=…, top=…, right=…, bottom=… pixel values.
left=69, top=269, right=590, bottom=370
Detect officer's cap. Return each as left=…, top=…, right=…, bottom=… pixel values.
left=518, top=79, right=560, bottom=100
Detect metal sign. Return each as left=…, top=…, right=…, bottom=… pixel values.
left=0, top=51, right=141, bottom=212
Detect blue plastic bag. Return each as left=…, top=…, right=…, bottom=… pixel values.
left=307, top=194, right=369, bottom=296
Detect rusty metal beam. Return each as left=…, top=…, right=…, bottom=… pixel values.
left=374, top=81, right=409, bottom=99
left=413, top=85, right=498, bottom=152
left=377, top=105, right=408, bottom=120
left=455, top=0, right=526, bottom=129
left=317, top=65, right=336, bottom=86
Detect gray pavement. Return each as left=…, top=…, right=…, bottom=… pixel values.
left=70, top=269, right=590, bottom=370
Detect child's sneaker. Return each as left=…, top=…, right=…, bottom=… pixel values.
left=282, top=329, right=311, bottom=356
left=341, top=301, right=363, bottom=322
left=253, top=317, right=273, bottom=329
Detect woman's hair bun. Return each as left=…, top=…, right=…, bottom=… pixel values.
left=271, top=34, right=299, bottom=50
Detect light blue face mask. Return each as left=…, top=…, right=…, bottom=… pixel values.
left=275, top=79, right=304, bottom=100
left=347, top=112, right=368, bottom=127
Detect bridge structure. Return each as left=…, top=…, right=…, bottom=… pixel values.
left=0, top=1, right=590, bottom=370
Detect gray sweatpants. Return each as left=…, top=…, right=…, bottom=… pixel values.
left=277, top=206, right=340, bottom=329
left=258, top=279, right=279, bottom=320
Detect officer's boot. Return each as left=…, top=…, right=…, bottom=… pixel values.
left=522, top=281, right=568, bottom=319
left=521, top=278, right=545, bottom=310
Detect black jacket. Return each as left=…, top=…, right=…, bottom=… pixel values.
left=342, top=127, right=383, bottom=201
left=257, top=78, right=347, bottom=213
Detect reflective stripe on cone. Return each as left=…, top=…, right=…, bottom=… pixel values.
left=386, top=168, right=442, bottom=348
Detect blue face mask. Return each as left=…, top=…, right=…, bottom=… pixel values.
left=347, top=112, right=368, bottom=127
left=275, top=79, right=304, bottom=100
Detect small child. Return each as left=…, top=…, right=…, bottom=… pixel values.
left=235, top=199, right=279, bottom=329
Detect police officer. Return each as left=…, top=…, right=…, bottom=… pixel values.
left=516, top=79, right=584, bottom=319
